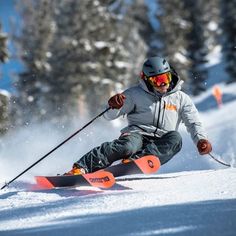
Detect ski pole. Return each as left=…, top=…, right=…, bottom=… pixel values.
left=208, top=152, right=231, bottom=167
left=1, top=107, right=111, bottom=190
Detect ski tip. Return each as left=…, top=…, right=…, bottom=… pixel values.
left=35, top=176, right=54, bottom=189
left=135, top=155, right=161, bottom=174
left=83, top=171, right=115, bottom=189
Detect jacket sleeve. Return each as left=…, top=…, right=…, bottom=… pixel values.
left=103, top=90, right=135, bottom=121
left=180, top=92, right=207, bottom=144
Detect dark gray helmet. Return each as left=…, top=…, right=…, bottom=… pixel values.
left=142, top=56, right=171, bottom=77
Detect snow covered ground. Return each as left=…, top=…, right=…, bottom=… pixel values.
left=0, top=169, right=235, bottom=236
left=1, top=82, right=236, bottom=235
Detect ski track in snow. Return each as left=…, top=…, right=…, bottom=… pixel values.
left=0, top=168, right=236, bottom=236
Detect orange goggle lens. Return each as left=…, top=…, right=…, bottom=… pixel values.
left=148, top=72, right=172, bottom=87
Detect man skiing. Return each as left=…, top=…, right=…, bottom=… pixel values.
left=66, top=56, right=212, bottom=175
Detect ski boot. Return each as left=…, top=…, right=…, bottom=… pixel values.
left=64, top=164, right=86, bottom=176
left=121, top=154, right=140, bottom=164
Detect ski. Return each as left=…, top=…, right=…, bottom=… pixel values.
left=105, top=155, right=161, bottom=177
left=35, top=155, right=160, bottom=189
left=35, top=171, right=115, bottom=189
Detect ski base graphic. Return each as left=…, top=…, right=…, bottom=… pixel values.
left=35, top=171, right=115, bottom=189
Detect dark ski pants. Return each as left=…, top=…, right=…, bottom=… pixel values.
left=75, top=131, right=182, bottom=173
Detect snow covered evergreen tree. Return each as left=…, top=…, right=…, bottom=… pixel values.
left=203, top=0, right=221, bottom=53
left=156, top=0, right=219, bottom=95
left=13, top=0, right=55, bottom=125
left=183, top=0, right=209, bottom=95
left=13, top=0, right=146, bottom=125
left=0, top=22, right=10, bottom=134
left=155, top=0, right=190, bottom=82
left=125, top=0, right=154, bottom=57
left=48, top=0, right=146, bottom=117
left=0, top=91, right=10, bottom=134
left=220, top=0, right=236, bottom=83
left=0, top=22, right=9, bottom=63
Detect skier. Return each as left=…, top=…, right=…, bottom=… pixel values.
left=65, top=56, right=212, bottom=175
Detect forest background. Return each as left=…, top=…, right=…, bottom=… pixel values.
left=0, top=0, right=235, bottom=135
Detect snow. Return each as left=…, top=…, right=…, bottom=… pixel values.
left=173, top=52, right=189, bottom=64
left=94, top=41, right=109, bottom=49
left=0, top=169, right=235, bottom=235
left=206, top=45, right=222, bottom=67
left=0, top=89, right=11, bottom=98
left=114, top=61, right=130, bottom=69
left=208, top=21, right=218, bottom=31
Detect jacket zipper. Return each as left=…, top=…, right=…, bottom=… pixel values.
left=161, top=100, right=166, bottom=126
left=154, top=96, right=162, bottom=134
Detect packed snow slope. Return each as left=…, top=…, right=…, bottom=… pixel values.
left=0, top=82, right=236, bottom=236
left=0, top=169, right=235, bottom=236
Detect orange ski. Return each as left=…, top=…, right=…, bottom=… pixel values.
left=35, top=171, right=115, bottom=189
left=105, top=155, right=161, bottom=177
left=135, top=155, right=160, bottom=174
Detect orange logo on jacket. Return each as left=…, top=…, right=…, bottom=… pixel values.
left=165, top=104, right=177, bottom=111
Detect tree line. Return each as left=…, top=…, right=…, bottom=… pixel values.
left=0, top=0, right=235, bottom=132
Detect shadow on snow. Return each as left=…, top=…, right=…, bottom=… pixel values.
left=1, top=198, right=236, bottom=236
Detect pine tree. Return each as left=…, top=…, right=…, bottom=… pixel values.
left=155, top=0, right=191, bottom=82
left=0, top=23, right=9, bottom=63
left=0, top=91, right=10, bottom=134
left=183, top=0, right=209, bottom=95
left=220, top=0, right=236, bottom=83
left=0, top=22, right=10, bottom=134
left=203, top=0, right=221, bottom=52
left=47, top=0, right=146, bottom=117
left=125, top=0, right=153, bottom=56
left=13, top=0, right=146, bottom=125
left=107, top=0, right=147, bottom=86
left=13, top=0, right=55, bottom=125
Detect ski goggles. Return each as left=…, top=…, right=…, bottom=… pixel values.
left=147, top=72, right=172, bottom=87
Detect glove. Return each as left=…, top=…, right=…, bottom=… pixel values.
left=108, top=93, right=126, bottom=109
left=197, top=139, right=212, bottom=155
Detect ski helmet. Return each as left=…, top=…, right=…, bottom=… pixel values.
left=142, top=56, right=171, bottom=77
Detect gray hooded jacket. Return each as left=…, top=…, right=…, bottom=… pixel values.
left=104, top=74, right=207, bottom=145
